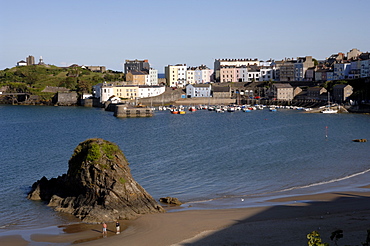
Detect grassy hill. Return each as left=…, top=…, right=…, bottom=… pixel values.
left=0, top=65, right=124, bottom=101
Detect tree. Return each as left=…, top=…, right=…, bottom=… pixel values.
left=23, top=67, right=39, bottom=86
left=77, top=79, right=92, bottom=94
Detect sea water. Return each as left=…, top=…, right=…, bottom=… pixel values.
left=0, top=105, right=369, bottom=233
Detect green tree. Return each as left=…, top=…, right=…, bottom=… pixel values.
left=77, top=79, right=92, bottom=94
left=64, top=77, right=77, bottom=90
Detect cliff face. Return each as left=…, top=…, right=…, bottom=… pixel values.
left=28, top=138, right=164, bottom=223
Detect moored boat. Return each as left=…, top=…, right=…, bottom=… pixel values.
left=321, top=108, right=338, bottom=114
left=189, top=106, right=197, bottom=112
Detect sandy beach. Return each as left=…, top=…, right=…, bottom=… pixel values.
left=3, top=189, right=370, bottom=246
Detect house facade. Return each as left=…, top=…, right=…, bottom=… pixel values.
left=186, top=68, right=196, bottom=84
left=138, top=85, right=165, bottom=98
left=279, top=61, right=295, bottom=81
left=333, top=84, right=353, bottom=103
left=97, top=82, right=115, bottom=103
left=333, top=63, right=351, bottom=80
left=114, top=85, right=139, bottom=99
left=212, top=86, right=231, bottom=98
left=306, top=87, right=327, bottom=100
left=149, top=68, right=158, bottom=85
left=294, top=56, right=315, bottom=81
left=186, top=84, right=211, bottom=98
left=126, top=71, right=147, bottom=85
left=194, top=65, right=213, bottom=84
left=124, top=59, right=150, bottom=74
left=214, top=58, right=259, bottom=82
left=165, top=64, right=187, bottom=87
left=270, top=83, right=294, bottom=100
left=17, top=60, right=27, bottom=66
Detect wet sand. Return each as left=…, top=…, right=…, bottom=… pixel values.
left=3, top=190, right=370, bottom=246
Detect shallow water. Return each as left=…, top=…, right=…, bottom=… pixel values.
left=0, top=105, right=369, bottom=232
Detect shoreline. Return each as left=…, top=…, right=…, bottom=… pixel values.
left=3, top=186, right=370, bottom=246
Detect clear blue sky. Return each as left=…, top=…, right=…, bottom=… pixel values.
left=1, top=0, right=369, bottom=72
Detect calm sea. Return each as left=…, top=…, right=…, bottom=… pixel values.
left=0, top=105, right=369, bottom=234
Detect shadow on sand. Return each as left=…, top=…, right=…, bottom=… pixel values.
left=181, top=194, right=370, bottom=246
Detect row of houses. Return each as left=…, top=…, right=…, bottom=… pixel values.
left=93, top=82, right=165, bottom=103
left=186, top=83, right=354, bottom=104
left=163, top=49, right=369, bottom=87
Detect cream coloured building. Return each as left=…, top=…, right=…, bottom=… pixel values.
left=165, top=64, right=187, bottom=87
left=114, top=85, right=139, bottom=99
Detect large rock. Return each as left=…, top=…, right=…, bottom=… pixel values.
left=28, top=138, right=165, bottom=222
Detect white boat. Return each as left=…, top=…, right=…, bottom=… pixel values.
left=269, top=107, right=277, bottom=112
left=227, top=106, right=235, bottom=112
left=215, top=108, right=224, bottom=113
left=321, top=92, right=337, bottom=114
left=321, top=108, right=338, bottom=114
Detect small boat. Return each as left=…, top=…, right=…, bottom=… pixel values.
left=322, top=92, right=337, bottom=114
left=179, top=110, right=186, bottom=114
left=321, top=108, right=337, bottom=114
left=269, top=107, right=277, bottom=112
left=170, top=108, right=179, bottom=114
left=227, top=106, right=235, bottom=112
left=189, top=106, right=197, bottom=112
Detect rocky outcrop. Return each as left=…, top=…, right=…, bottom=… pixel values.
left=159, top=197, right=182, bottom=206
left=352, top=139, right=367, bottom=142
left=28, top=138, right=165, bottom=223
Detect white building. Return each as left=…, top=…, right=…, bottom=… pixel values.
left=236, top=66, right=248, bottom=82
left=186, top=84, right=211, bottom=98
left=194, top=65, right=213, bottom=84
left=149, top=68, right=158, bottom=85
left=17, top=60, right=27, bottom=66
left=186, top=68, right=196, bottom=84
left=93, top=82, right=115, bottom=103
left=247, top=68, right=260, bottom=82
left=333, top=63, right=351, bottom=80
left=259, top=67, right=275, bottom=81
left=138, top=85, right=166, bottom=98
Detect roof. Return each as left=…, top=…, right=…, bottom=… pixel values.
left=273, top=83, right=293, bottom=88
left=189, top=84, right=211, bottom=88
left=333, top=84, right=352, bottom=89
left=307, top=87, right=326, bottom=92
left=129, top=70, right=148, bottom=75
left=212, top=86, right=230, bottom=92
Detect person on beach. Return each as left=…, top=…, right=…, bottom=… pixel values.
left=116, top=221, right=120, bottom=234
left=102, top=222, right=107, bottom=237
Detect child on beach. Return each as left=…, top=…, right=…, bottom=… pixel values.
left=102, top=222, right=107, bottom=237
left=116, top=221, right=120, bottom=234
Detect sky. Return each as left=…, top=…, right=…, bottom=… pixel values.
left=1, top=0, right=369, bottom=73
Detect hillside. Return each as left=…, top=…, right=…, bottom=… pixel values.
left=0, top=65, right=124, bottom=101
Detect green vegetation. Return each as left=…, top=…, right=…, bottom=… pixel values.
left=307, top=231, right=329, bottom=246
left=101, top=142, right=120, bottom=160
left=86, top=143, right=102, bottom=162
left=119, top=177, right=126, bottom=184
left=0, top=65, right=124, bottom=101
left=307, top=229, right=370, bottom=246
